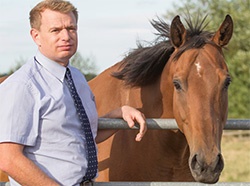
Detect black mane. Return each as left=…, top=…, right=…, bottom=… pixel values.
left=112, top=15, right=214, bottom=87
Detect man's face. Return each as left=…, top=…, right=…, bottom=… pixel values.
left=31, top=9, right=78, bottom=66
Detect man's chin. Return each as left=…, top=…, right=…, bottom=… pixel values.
left=60, top=51, right=76, bottom=60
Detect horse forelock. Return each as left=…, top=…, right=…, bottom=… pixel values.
left=172, top=15, right=217, bottom=61
left=112, top=15, right=218, bottom=87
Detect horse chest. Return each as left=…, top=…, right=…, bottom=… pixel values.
left=105, top=130, right=190, bottom=180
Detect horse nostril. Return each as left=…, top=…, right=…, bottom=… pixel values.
left=215, top=153, right=224, bottom=173
left=191, top=154, right=199, bottom=171
left=190, top=153, right=224, bottom=183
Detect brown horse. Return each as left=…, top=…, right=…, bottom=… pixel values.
left=89, top=15, right=233, bottom=183
left=0, top=76, right=8, bottom=83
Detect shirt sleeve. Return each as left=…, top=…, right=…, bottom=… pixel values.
left=0, top=81, right=39, bottom=146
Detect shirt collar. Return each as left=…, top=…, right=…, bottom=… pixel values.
left=35, top=50, right=67, bottom=82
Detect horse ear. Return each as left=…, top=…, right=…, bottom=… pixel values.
left=212, top=15, right=233, bottom=47
left=170, top=15, right=187, bottom=48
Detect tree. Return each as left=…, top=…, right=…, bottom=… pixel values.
left=0, top=57, right=25, bottom=77
left=1, top=52, right=98, bottom=81
left=70, top=52, right=98, bottom=81
left=8, top=57, right=26, bottom=74
left=164, top=0, right=250, bottom=118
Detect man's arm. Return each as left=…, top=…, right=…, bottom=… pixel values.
left=0, top=142, right=60, bottom=186
left=95, top=105, right=147, bottom=143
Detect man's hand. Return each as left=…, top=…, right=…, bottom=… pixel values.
left=96, top=105, right=147, bottom=143
left=121, top=105, right=147, bottom=141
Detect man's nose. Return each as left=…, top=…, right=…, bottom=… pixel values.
left=61, top=29, right=70, bottom=41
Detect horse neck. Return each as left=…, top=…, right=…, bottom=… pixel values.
left=138, top=59, right=175, bottom=118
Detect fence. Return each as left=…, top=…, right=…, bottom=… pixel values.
left=93, top=182, right=249, bottom=186
left=98, top=118, right=250, bottom=130
left=0, top=182, right=249, bottom=186
left=0, top=119, right=249, bottom=186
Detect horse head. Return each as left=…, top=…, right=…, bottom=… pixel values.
left=169, top=15, right=233, bottom=183
left=90, top=14, right=233, bottom=183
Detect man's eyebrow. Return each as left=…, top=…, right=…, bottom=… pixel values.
left=49, top=26, right=62, bottom=31
left=66, top=25, right=77, bottom=29
left=49, top=24, right=77, bottom=31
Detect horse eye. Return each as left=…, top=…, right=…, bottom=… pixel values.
left=173, top=80, right=182, bottom=90
left=224, top=77, right=232, bottom=90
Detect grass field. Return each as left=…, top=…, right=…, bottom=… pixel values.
left=219, top=131, right=250, bottom=182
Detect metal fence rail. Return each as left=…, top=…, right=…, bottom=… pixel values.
left=98, top=118, right=250, bottom=130
left=93, top=182, right=250, bottom=186
left=1, top=182, right=250, bottom=186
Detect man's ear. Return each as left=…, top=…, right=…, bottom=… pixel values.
left=30, top=28, right=41, bottom=47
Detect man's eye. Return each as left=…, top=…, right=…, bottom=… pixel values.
left=68, top=27, right=77, bottom=32
left=51, top=28, right=61, bottom=33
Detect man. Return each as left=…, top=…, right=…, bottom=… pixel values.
left=0, top=0, right=147, bottom=185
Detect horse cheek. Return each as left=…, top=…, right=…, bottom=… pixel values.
left=173, top=91, right=189, bottom=133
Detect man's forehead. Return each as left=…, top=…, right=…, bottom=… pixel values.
left=40, top=9, right=77, bottom=26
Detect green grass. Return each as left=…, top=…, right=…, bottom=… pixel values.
left=219, top=131, right=250, bottom=182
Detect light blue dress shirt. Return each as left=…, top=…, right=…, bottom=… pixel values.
left=0, top=51, right=98, bottom=186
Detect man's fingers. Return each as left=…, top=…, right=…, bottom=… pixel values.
left=121, top=106, right=147, bottom=142
left=126, top=113, right=147, bottom=142
left=135, top=132, right=143, bottom=141
left=138, top=113, right=147, bottom=133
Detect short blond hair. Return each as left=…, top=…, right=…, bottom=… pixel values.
left=29, top=0, right=78, bottom=30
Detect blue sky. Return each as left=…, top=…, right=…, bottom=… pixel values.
left=0, top=0, right=179, bottom=74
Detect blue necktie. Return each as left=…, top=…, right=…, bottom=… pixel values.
left=65, top=68, right=97, bottom=181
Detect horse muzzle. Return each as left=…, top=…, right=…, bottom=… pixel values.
left=189, top=152, right=224, bottom=183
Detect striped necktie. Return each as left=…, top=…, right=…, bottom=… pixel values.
left=65, top=68, right=97, bottom=181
